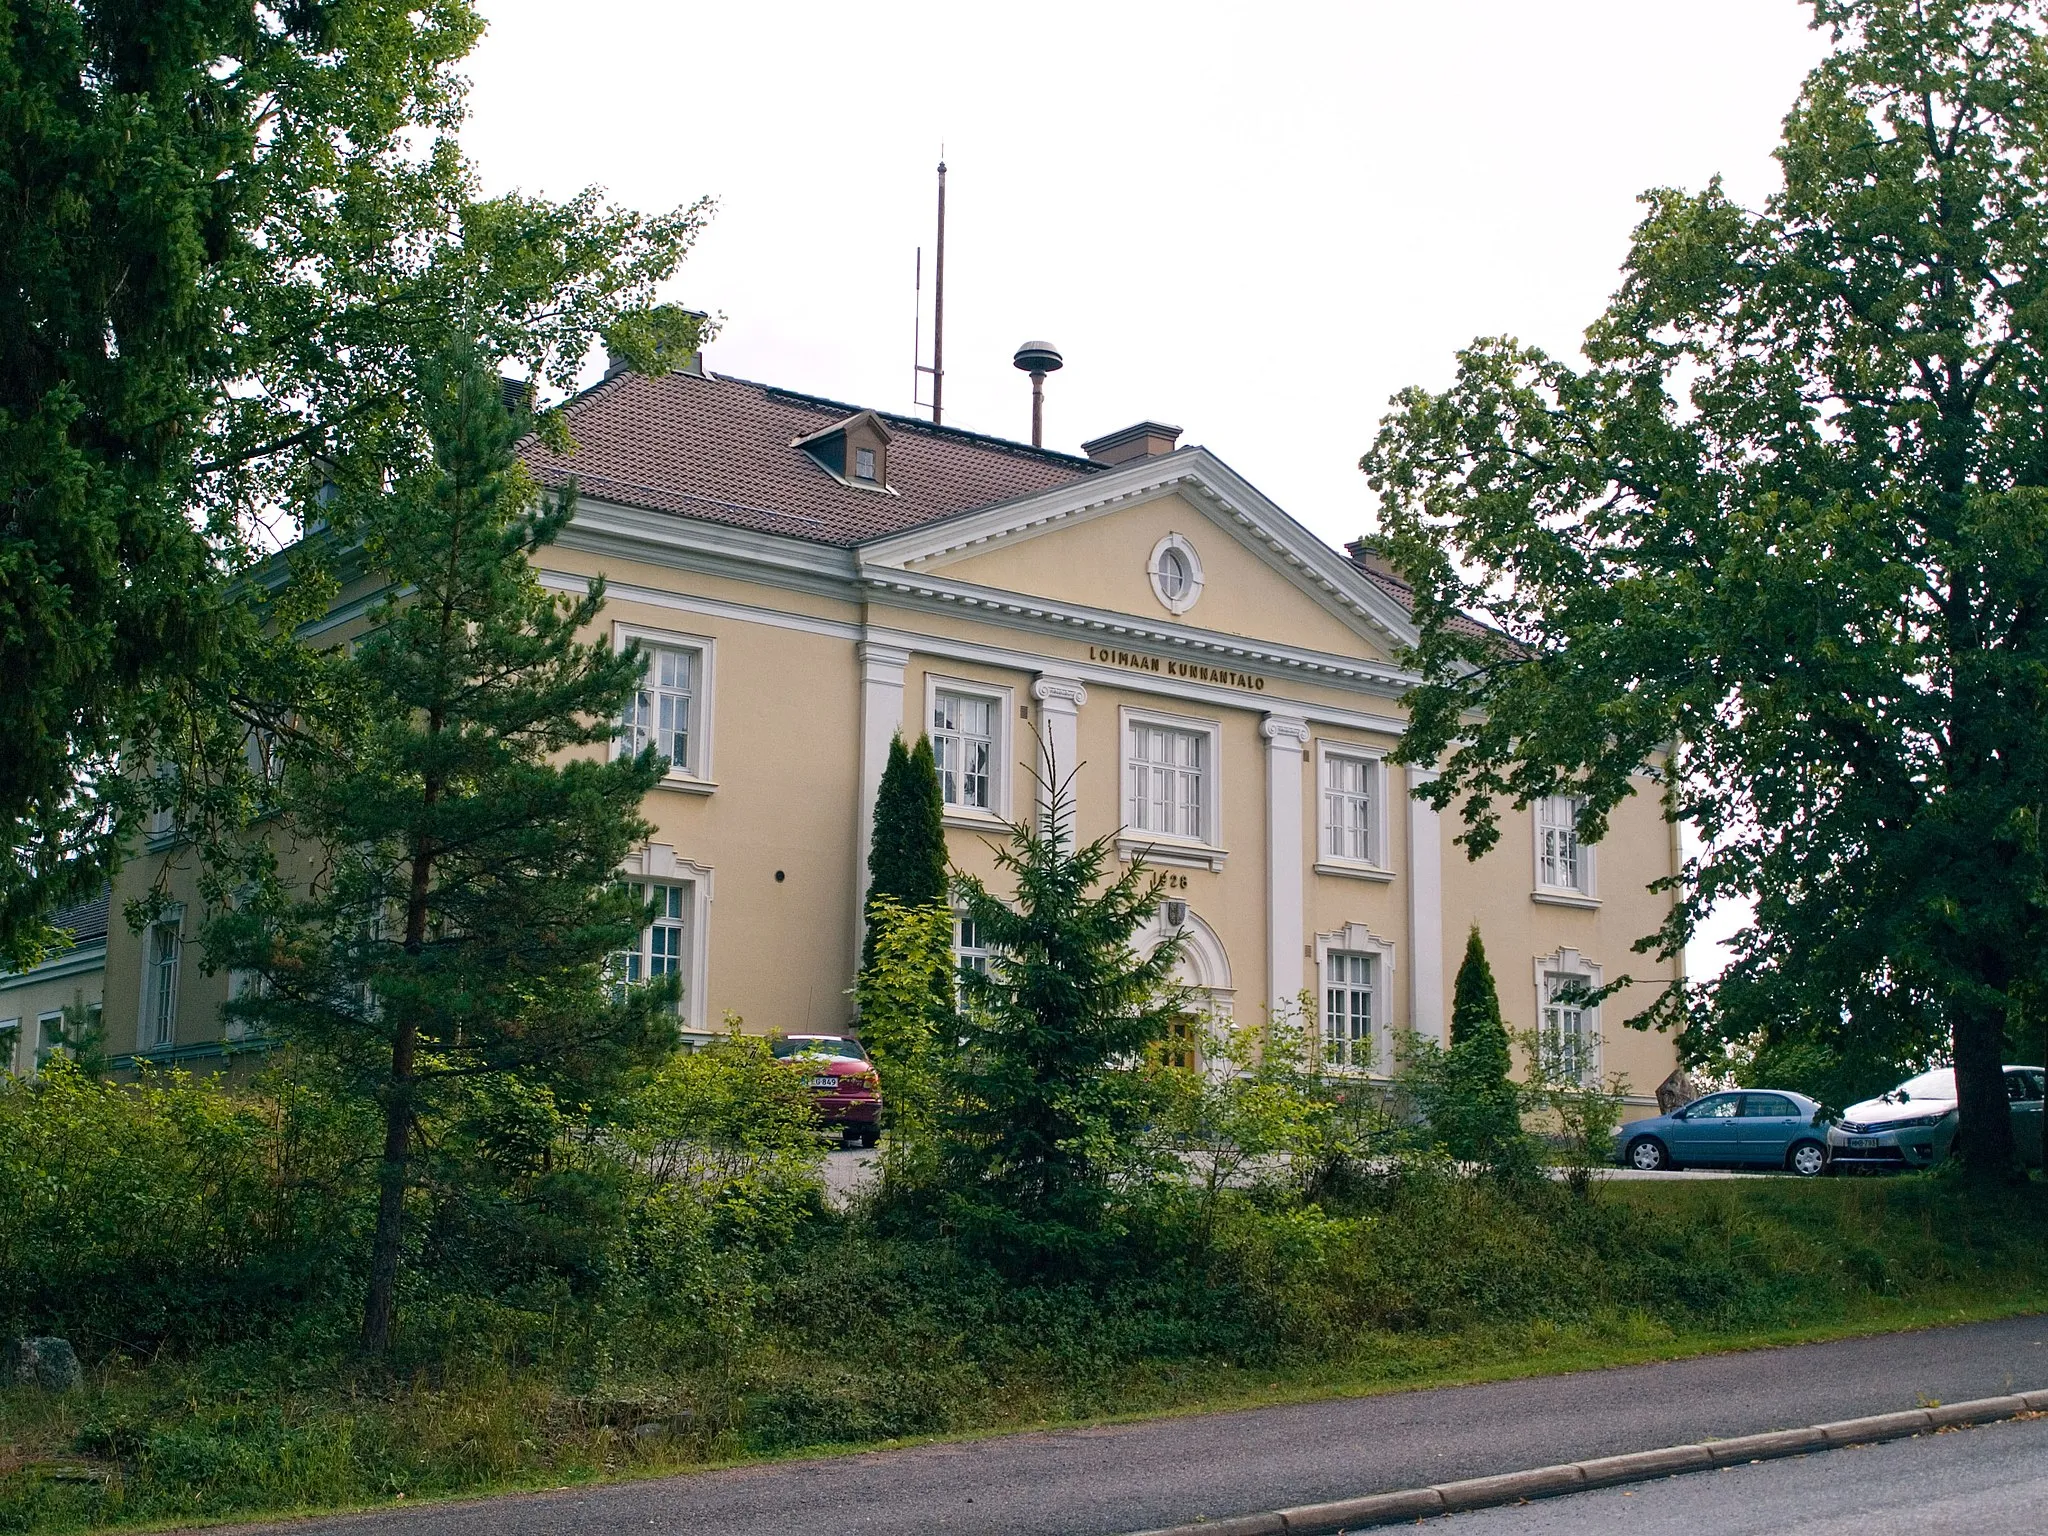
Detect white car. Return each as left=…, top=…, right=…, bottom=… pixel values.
left=1827, top=1065, right=2045, bottom=1171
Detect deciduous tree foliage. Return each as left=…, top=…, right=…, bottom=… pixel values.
left=1365, top=0, right=2048, bottom=1177
left=209, top=352, right=675, bottom=1356
left=0, top=0, right=709, bottom=967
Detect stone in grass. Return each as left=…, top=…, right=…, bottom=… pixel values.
left=3, top=1337, right=83, bottom=1392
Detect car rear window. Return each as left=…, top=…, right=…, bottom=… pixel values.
left=772, top=1037, right=869, bottom=1062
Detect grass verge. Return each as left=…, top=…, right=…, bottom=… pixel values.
left=3, top=1176, right=2044, bottom=1533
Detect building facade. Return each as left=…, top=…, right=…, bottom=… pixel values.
left=89, top=361, right=1682, bottom=1106
left=0, top=891, right=106, bottom=1077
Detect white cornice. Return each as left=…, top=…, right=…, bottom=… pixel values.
left=557, top=496, right=860, bottom=602
left=860, top=621, right=1409, bottom=735
left=857, top=569, right=1419, bottom=698
left=855, top=448, right=1422, bottom=652
left=550, top=496, right=1420, bottom=701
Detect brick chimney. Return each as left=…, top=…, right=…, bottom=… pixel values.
left=1081, top=421, right=1182, bottom=467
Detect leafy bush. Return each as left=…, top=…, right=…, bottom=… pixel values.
left=0, top=1061, right=368, bottom=1350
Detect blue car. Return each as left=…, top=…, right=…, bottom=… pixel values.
left=1614, top=1090, right=1830, bottom=1176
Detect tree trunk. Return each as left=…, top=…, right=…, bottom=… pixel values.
left=1951, top=994, right=2015, bottom=1181
left=362, top=824, right=437, bottom=1358
left=360, top=1015, right=418, bottom=1358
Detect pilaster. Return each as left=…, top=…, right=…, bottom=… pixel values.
left=1407, top=765, right=1446, bottom=1042
left=1030, top=674, right=1088, bottom=839
left=1261, top=713, right=1311, bottom=1022
left=855, top=642, right=911, bottom=947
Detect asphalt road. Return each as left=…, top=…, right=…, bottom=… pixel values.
left=1424, top=1410, right=2048, bottom=1534
left=221, top=1314, right=2048, bottom=1536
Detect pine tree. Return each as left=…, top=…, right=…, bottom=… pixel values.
left=209, top=346, right=673, bottom=1357
left=945, top=777, right=1185, bottom=1271
left=861, top=733, right=947, bottom=971
left=1441, top=927, right=1528, bottom=1174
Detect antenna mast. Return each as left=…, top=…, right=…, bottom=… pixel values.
left=914, top=159, right=947, bottom=424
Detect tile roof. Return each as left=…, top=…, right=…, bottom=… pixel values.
left=1344, top=540, right=1498, bottom=644
left=522, top=369, right=1106, bottom=546
left=47, top=890, right=109, bottom=948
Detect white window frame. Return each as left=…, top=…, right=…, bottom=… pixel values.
left=0, top=1017, right=18, bottom=1075
left=35, top=1011, right=64, bottom=1071
left=1314, top=740, right=1392, bottom=881
left=1118, top=705, right=1226, bottom=871
left=1535, top=947, right=1603, bottom=1085
left=1147, top=531, right=1205, bottom=616
left=616, top=844, right=713, bottom=1034
left=140, top=910, right=184, bottom=1051
left=612, top=623, right=716, bottom=793
left=954, top=911, right=993, bottom=981
left=1533, top=793, right=1597, bottom=904
left=925, top=674, right=1015, bottom=826
left=1313, top=922, right=1397, bottom=1073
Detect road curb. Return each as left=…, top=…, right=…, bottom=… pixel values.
left=1124, top=1386, right=2047, bottom=1536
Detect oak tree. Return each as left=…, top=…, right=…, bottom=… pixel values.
left=1367, top=0, right=2048, bottom=1177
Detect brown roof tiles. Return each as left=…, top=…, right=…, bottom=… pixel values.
left=523, top=370, right=1105, bottom=546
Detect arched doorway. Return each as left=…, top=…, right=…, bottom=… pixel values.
left=1134, top=904, right=1233, bottom=1070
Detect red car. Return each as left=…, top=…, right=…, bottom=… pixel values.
left=772, top=1034, right=882, bottom=1147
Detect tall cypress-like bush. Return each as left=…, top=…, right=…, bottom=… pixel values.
left=861, top=734, right=946, bottom=971
left=1439, top=927, right=1530, bottom=1174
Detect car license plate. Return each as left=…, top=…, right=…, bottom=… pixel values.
left=1849, top=1136, right=1877, bottom=1148
left=809, top=1075, right=839, bottom=1090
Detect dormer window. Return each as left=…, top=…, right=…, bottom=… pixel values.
left=792, top=411, right=893, bottom=493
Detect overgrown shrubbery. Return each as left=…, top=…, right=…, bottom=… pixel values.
left=9, top=755, right=2048, bottom=1534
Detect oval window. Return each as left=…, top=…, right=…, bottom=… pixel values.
left=1158, top=545, right=1190, bottom=600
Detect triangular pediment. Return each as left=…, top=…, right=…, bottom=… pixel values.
left=855, top=449, right=1418, bottom=662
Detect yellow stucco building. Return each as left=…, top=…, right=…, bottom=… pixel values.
left=72, top=354, right=1680, bottom=1107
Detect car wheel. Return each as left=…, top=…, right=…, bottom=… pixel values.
left=1787, top=1140, right=1827, bottom=1178
left=1627, top=1137, right=1670, bottom=1172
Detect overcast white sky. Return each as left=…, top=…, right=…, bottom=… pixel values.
left=464, top=0, right=1831, bottom=978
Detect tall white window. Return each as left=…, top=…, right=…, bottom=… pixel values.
left=1323, top=952, right=1375, bottom=1070
left=0, top=1018, right=18, bottom=1075
left=616, top=883, right=692, bottom=1012
left=1129, top=722, right=1206, bottom=840
left=955, top=913, right=992, bottom=977
left=143, top=919, right=181, bottom=1048
left=1537, top=795, right=1593, bottom=895
left=1323, top=752, right=1379, bottom=864
left=933, top=691, right=996, bottom=811
left=1542, top=972, right=1595, bottom=1084
left=620, top=645, right=695, bottom=774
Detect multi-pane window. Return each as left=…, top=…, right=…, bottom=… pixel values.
left=954, top=913, right=992, bottom=978
left=1129, top=722, right=1206, bottom=840
left=1323, top=753, right=1378, bottom=863
left=620, top=646, right=695, bottom=774
left=1542, top=972, right=1595, bottom=1083
left=1538, top=795, right=1591, bottom=894
left=854, top=446, right=877, bottom=481
left=615, top=883, right=691, bottom=1012
left=0, top=1018, right=18, bottom=1075
left=36, top=1013, right=64, bottom=1071
left=1323, top=951, right=1374, bottom=1070
left=144, top=920, right=181, bottom=1048
left=933, top=691, right=996, bottom=811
